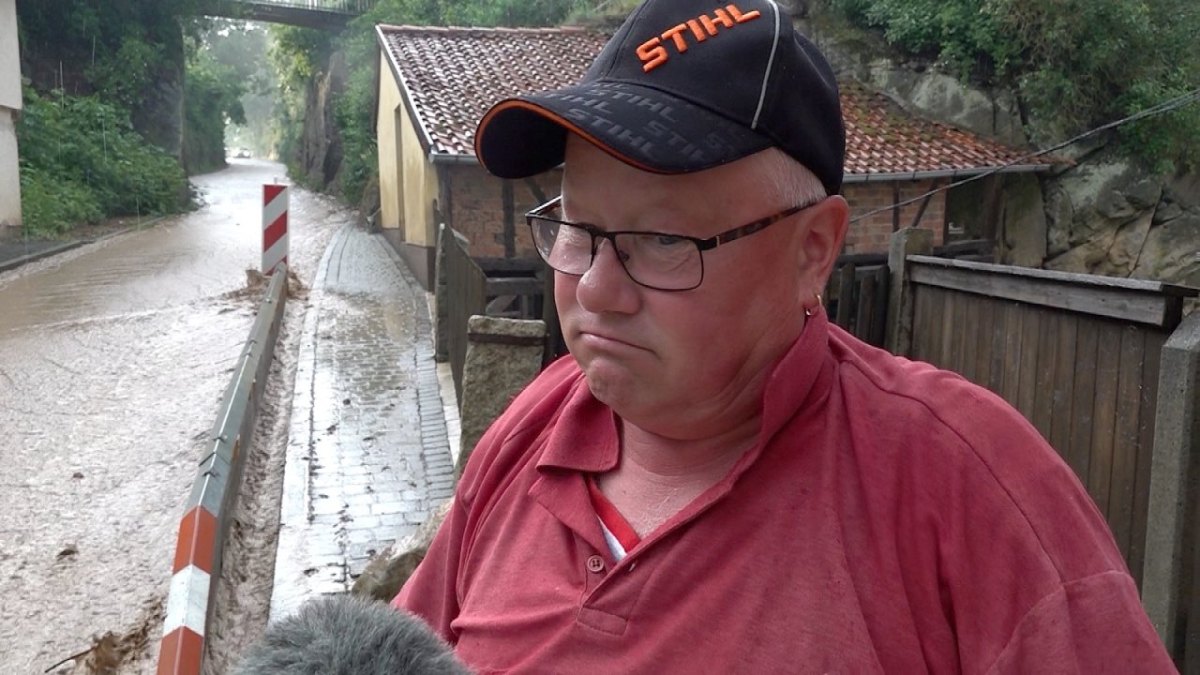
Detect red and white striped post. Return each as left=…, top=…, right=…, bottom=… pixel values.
left=262, top=184, right=289, bottom=275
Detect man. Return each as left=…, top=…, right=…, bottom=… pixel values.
left=394, top=0, right=1176, bottom=671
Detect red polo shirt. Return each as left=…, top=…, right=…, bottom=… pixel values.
left=394, top=311, right=1174, bottom=673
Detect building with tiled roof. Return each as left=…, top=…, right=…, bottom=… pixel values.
left=375, top=23, right=1051, bottom=287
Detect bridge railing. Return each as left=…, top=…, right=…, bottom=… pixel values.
left=227, top=0, right=377, bottom=15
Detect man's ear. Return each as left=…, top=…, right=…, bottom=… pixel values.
left=797, top=195, right=849, bottom=291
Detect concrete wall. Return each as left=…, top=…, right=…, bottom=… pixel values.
left=0, top=0, right=21, bottom=227
left=0, top=0, right=19, bottom=228
left=0, top=0, right=18, bottom=111
left=0, top=111, right=17, bottom=226
left=377, top=54, right=442, bottom=246
left=843, top=181, right=946, bottom=254
left=378, top=54, right=443, bottom=288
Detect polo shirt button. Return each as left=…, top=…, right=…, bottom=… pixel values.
left=586, top=555, right=605, bottom=573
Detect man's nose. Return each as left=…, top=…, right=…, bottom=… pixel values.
left=576, top=238, right=640, bottom=314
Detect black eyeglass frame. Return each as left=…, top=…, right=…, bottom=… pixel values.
left=525, top=195, right=824, bottom=292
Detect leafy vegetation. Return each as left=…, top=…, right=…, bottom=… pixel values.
left=207, top=23, right=278, bottom=158
left=268, top=25, right=335, bottom=190
left=184, top=48, right=247, bottom=174
left=15, top=0, right=218, bottom=235
left=819, top=0, right=1200, bottom=172
left=17, top=89, right=189, bottom=235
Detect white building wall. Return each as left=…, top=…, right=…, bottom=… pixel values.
left=0, top=0, right=23, bottom=227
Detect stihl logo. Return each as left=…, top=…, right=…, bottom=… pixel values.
left=635, top=4, right=762, bottom=73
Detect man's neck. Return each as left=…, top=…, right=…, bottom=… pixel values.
left=620, top=418, right=759, bottom=481
left=595, top=416, right=760, bottom=537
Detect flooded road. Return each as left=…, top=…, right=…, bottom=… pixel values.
left=0, top=160, right=347, bottom=673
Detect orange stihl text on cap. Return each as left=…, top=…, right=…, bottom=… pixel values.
left=635, top=4, right=762, bottom=73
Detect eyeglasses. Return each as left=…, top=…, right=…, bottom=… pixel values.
left=525, top=196, right=822, bottom=291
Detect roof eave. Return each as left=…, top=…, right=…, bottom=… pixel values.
left=425, top=154, right=1055, bottom=180
left=842, top=164, right=1052, bottom=184
left=430, top=152, right=481, bottom=166
left=376, top=26, right=437, bottom=157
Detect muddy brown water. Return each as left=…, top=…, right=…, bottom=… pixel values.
left=0, top=160, right=347, bottom=673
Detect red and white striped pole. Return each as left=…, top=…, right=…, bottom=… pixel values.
left=262, top=184, right=289, bottom=275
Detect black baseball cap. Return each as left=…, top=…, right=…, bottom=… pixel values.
left=474, top=0, right=846, bottom=195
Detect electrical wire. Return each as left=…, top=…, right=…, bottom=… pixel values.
left=847, top=86, right=1200, bottom=224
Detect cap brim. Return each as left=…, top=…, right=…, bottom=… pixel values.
left=474, top=81, right=773, bottom=179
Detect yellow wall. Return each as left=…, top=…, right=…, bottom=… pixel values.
left=376, top=53, right=403, bottom=232
left=399, top=97, right=438, bottom=248
left=376, top=51, right=441, bottom=248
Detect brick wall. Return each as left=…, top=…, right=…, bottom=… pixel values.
left=448, top=167, right=945, bottom=258
left=446, top=164, right=560, bottom=259
left=842, top=180, right=946, bottom=254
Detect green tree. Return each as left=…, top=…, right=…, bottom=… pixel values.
left=15, top=0, right=203, bottom=234
left=183, top=49, right=247, bottom=173
left=819, top=0, right=1200, bottom=172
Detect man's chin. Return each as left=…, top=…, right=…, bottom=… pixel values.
left=580, top=360, right=640, bottom=408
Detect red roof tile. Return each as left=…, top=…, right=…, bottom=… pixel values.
left=377, top=25, right=1048, bottom=178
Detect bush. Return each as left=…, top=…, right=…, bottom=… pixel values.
left=19, top=167, right=105, bottom=235
left=17, top=87, right=190, bottom=235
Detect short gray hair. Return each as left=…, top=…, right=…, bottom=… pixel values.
left=755, top=148, right=827, bottom=208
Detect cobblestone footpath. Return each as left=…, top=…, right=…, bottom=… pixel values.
left=270, top=224, right=456, bottom=618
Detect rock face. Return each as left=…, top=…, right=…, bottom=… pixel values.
left=131, top=37, right=185, bottom=160
left=805, top=17, right=1026, bottom=147
left=1043, top=152, right=1200, bottom=287
left=298, top=50, right=347, bottom=190
left=804, top=15, right=1199, bottom=292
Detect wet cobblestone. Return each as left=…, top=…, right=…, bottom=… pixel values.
left=270, top=225, right=454, bottom=617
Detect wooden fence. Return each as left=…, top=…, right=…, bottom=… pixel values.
left=887, top=229, right=1200, bottom=670
left=440, top=226, right=488, bottom=406
left=823, top=239, right=993, bottom=347
left=437, top=226, right=550, bottom=403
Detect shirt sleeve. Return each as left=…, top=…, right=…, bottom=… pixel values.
left=391, top=495, right=469, bottom=643
left=986, top=570, right=1177, bottom=674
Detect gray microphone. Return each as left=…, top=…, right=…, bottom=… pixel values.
left=234, top=594, right=470, bottom=674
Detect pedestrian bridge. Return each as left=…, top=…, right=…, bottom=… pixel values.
left=203, top=0, right=378, bottom=30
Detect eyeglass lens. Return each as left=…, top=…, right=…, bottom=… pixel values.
left=529, top=208, right=703, bottom=291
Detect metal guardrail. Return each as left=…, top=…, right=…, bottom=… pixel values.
left=156, top=265, right=289, bottom=675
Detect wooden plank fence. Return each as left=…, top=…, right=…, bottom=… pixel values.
left=887, top=229, right=1200, bottom=670
left=904, top=254, right=1192, bottom=588
left=437, top=227, right=552, bottom=403
left=823, top=239, right=993, bottom=347
left=439, top=226, right=488, bottom=406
